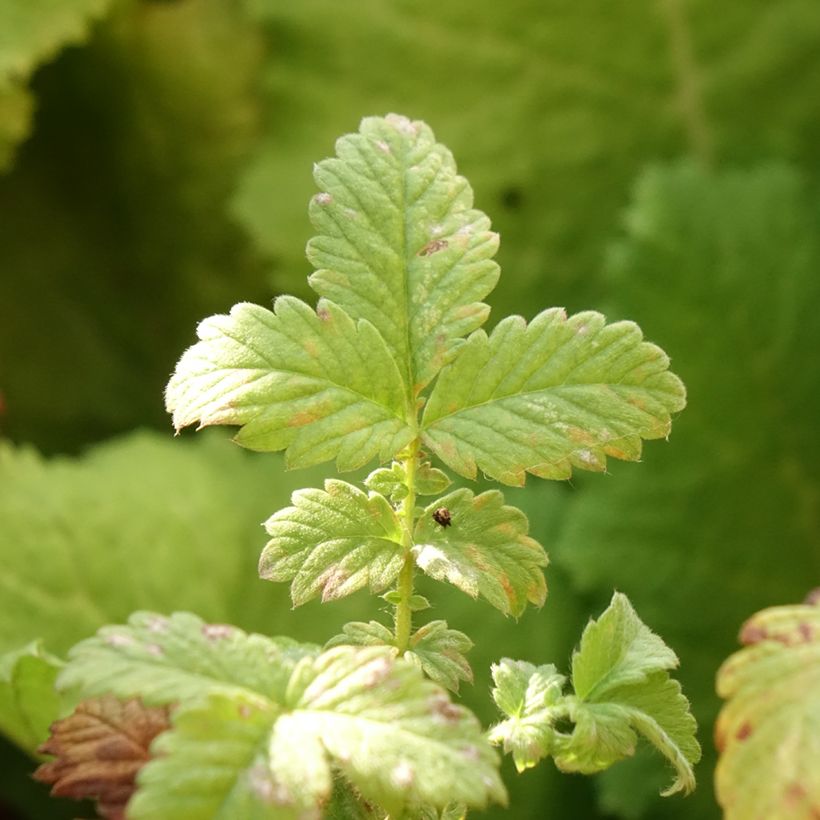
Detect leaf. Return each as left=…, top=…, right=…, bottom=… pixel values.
left=571, top=592, right=678, bottom=701
left=715, top=598, right=820, bottom=819
left=0, top=641, right=62, bottom=754
left=0, top=0, right=113, bottom=170
left=307, top=113, right=500, bottom=393
left=415, top=463, right=452, bottom=496
left=412, top=489, right=547, bottom=616
left=489, top=593, right=700, bottom=796
left=278, top=646, right=506, bottom=815
left=128, top=693, right=285, bottom=820
left=488, top=660, right=568, bottom=772
left=421, top=309, right=685, bottom=486
left=166, top=297, right=413, bottom=470
left=364, top=462, right=408, bottom=502
left=325, top=621, right=395, bottom=651
left=405, top=620, right=473, bottom=693
left=0, top=432, right=341, bottom=661
left=58, top=611, right=318, bottom=707
left=126, top=646, right=505, bottom=818
left=260, top=479, right=404, bottom=606
left=34, top=695, right=170, bottom=820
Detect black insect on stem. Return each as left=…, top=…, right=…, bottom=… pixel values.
left=433, top=507, right=452, bottom=527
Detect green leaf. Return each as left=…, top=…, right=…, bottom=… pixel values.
left=0, top=642, right=62, bottom=754
left=405, top=620, right=473, bottom=693
left=0, top=0, right=113, bottom=170
left=128, top=692, right=284, bottom=820
left=489, top=593, right=699, bottom=796
left=259, top=479, right=404, bottom=606
left=715, top=598, right=820, bottom=819
left=422, top=309, right=685, bottom=485
left=364, top=462, right=408, bottom=501
left=415, top=464, right=453, bottom=496
left=129, top=646, right=505, bottom=818
left=280, top=646, right=506, bottom=815
left=413, top=489, right=547, bottom=616
left=571, top=592, right=678, bottom=701
left=58, top=611, right=318, bottom=707
left=165, top=297, right=413, bottom=470
left=488, top=660, right=568, bottom=772
left=325, top=621, right=396, bottom=650
left=307, top=113, right=500, bottom=393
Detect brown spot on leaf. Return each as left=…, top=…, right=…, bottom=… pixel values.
left=317, top=306, right=331, bottom=322
left=429, top=694, right=461, bottom=725
left=35, top=696, right=170, bottom=820
left=740, top=623, right=769, bottom=645
left=805, top=587, right=820, bottom=606
left=288, top=409, right=319, bottom=428
left=315, top=192, right=332, bottom=206
left=798, top=621, right=814, bottom=642
left=735, top=721, right=753, bottom=741
left=418, top=239, right=449, bottom=256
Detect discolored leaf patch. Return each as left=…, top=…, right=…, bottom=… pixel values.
left=35, top=695, right=170, bottom=819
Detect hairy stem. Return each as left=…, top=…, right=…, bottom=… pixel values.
left=394, top=440, right=419, bottom=654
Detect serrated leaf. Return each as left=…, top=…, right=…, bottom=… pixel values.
left=280, top=646, right=505, bottom=815
left=129, top=646, right=504, bottom=818
left=307, top=113, right=500, bottom=393
left=715, top=599, right=820, bottom=819
left=58, top=611, right=318, bottom=708
left=34, top=695, right=170, bottom=820
left=489, top=594, right=699, bottom=796
left=364, top=463, right=408, bottom=501
left=259, top=479, right=404, bottom=606
left=0, top=0, right=112, bottom=169
left=165, top=297, right=413, bottom=470
left=421, top=309, right=685, bottom=485
left=571, top=592, right=678, bottom=701
left=415, top=464, right=452, bottom=496
left=129, top=692, right=283, bottom=820
left=488, top=660, right=568, bottom=772
left=0, top=641, right=62, bottom=753
left=405, top=620, right=473, bottom=693
left=325, top=621, right=396, bottom=650
left=413, top=489, right=547, bottom=616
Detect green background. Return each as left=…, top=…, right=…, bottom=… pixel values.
left=1, top=0, right=818, bottom=817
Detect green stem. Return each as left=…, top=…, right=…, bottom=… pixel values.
left=394, top=439, right=419, bottom=654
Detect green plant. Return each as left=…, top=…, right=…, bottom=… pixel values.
left=28, top=114, right=699, bottom=818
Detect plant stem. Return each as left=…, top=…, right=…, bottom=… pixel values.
left=394, top=439, right=419, bottom=654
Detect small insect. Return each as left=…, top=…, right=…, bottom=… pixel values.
left=432, top=507, right=452, bottom=527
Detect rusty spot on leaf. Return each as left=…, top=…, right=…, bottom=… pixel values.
left=35, top=696, right=170, bottom=820
left=317, top=306, right=331, bottom=322
left=740, top=623, right=769, bottom=645
left=418, top=239, right=449, bottom=257
left=735, top=721, right=753, bottom=741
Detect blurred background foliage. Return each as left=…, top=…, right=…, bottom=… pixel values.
left=0, top=0, right=818, bottom=818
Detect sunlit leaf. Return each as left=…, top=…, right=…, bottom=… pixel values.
left=260, top=480, right=403, bottom=605
left=422, top=310, right=685, bottom=485
left=166, top=298, right=413, bottom=470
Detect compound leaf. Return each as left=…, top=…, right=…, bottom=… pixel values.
left=405, top=620, right=473, bottom=693
left=0, top=641, right=62, bottom=754
left=422, top=309, right=685, bottom=485
left=166, top=297, right=413, bottom=471
left=259, top=480, right=404, bottom=606
left=58, top=611, right=318, bottom=708
left=35, top=695, right=170, bottom=820
left=490, top=593, right=699, bottom=796
left=307, top=114, right=500, bottom=393
left=412, top=489, right=547, bottom=616
left=488, top=660, right=568, bottom=772
left=715, top=598, right=820, bottom=819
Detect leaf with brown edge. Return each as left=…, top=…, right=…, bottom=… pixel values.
left=715, top=596, right=820, bottom=820
left=34, top=695, right=170, bottom=820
